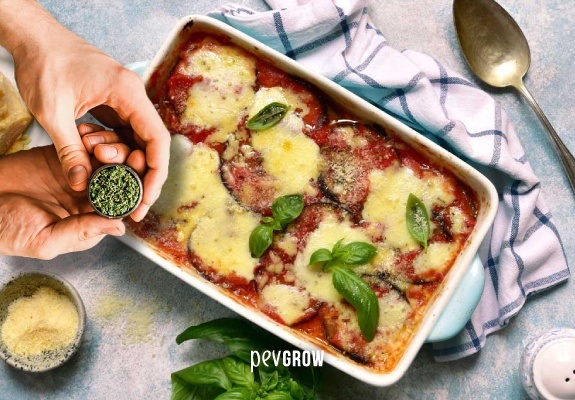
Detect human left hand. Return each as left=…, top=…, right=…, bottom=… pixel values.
left=0, top=124, right=145, bottom=259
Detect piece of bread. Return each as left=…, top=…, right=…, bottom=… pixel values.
left=0, top=72, right=32, bottom=155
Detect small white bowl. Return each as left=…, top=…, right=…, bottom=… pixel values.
left=0, top=271, right=86, bottom=372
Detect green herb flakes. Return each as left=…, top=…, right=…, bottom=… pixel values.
left=89, top=166, right=140, bottom=217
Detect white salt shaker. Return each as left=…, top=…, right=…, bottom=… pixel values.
left=521, top=328, right=575, bottom=400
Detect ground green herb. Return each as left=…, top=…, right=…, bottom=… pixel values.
left=89, top=166, right=140, bottom=217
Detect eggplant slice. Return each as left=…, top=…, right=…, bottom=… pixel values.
left=219, top=82, right=328, bottom=214
left=220, top=146, right=278, bottom=214
left=318, top=124, right=399, bottom=217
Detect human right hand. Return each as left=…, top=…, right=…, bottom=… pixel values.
left=0, top=0, right=170, bottom=222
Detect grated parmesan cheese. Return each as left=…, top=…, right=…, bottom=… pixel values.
left=0, top=286, right=79, bottom=358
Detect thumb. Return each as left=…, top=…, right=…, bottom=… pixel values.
left=49, top=116, right=92, bottom=191
left=38, top=213, right=125, bottom=259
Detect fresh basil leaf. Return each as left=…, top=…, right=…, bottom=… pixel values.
left=172, top=319, right=319, bottom=400
left=288, top=365, right=320, bottom=397
left=406, top=193, right=430, bottom=250
left=259, top=368, right=279, bottom=392
left=171, top=374, right=224, bottom=400
left=221, top=356, right=254, bottom=388
left=308, top=248, right=333, bottom=266
left=333, top=242, right=377, bottom=266
left=246, top=102, right=289, bottom=131
left=265, top=391, right=295, bottom=400
left=303, top=391, right=317, bottom=400
left=331, top=238, right=344, bottom=255
left=262, top=216, right=275, bottom=224
left=250, top=224, right=275, bottom=258
left=270, top=219, right=283, bottom=231
left=176, top=318, right=257, bottom=345
left=176, top=318, right=268, bottom=363
left=274, top=376, right=293, bottom=393
left=271, top=194, right=304, bottom=229
left=225, top=338, right=267, bottom=364
left=331, top=266, right=379, bottom=341
left=289, top=380, right=306, bottom=400
left=172, top=360, right=232, bottom=390
left=214, top=387, right=251, bottom=400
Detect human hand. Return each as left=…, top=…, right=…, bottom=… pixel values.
left=0, top=124, right=146, bottom=259
left=0, top=1, right=169, bottom=222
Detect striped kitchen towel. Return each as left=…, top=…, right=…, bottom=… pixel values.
left=210, top=0, right=570, bottom=360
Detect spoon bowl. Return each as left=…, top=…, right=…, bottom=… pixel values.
left=454, top=0, right=530, bottom=88
left=453, top=0, right=575, bottom=192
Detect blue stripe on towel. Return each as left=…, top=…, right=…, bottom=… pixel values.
left=509, top=181, right=527, bottom=297
left=273, top=12, right=295, bottom=59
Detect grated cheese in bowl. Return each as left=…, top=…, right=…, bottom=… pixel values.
left=0, top=271, right=86, bottom=372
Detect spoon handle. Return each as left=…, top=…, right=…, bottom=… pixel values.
left=514, top=80, right=575, bottom=192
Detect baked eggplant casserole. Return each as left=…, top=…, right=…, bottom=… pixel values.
left=128, top=32, right=479, bottom=372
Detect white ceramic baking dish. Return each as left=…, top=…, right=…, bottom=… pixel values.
left=118, top=15, right=498, bottom=387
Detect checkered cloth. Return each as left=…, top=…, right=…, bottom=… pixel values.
left=210, top=0, right=570, bottom=360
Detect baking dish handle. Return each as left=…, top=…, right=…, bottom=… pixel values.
left=425, top=254, right=484, bottom=343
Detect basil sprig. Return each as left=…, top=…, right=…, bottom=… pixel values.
left=308, top=240, right=379, bottom=341
left=247, top=102, right=289, bottom=131
left=309, top=239, right=377, bottom=271
left=249, top=194, right=304, bottom=258
left=172, top=318, right=319, bottom=400
left=406, top=193, right=431, bottom=250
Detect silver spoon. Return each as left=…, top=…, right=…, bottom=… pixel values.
left=453, top=0, right=575, bottom=191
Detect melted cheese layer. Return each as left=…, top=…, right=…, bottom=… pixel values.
left=189, top=206, right=260, bottom=281
left=181, top=45, right=256, bottom=143
left=152, top=136, right=230, bottom=229
left=251, top=111, right=320, bottom=196
left=362, top=164, right=455, bottom=251
left=260, top=284, right=310, bottom=325
left=247, top=86, right=310, bottom=122
left=292, top=213, right=372, bottom=303
left=412, top=241, right=459, bottom=277
left=378, top=291, right=411, bottom=330
left=152, top=136, right=259, bottom=280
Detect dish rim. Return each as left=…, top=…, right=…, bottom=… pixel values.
left=121, top=14, right=499, bottom=387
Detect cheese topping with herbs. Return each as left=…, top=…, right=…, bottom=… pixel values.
left=363, top=164, right=455, bottom=251
left=249, top=87, right=320, bottom=196
left=152, top=136, right=259, bottom=280
left=292, top=214, right=372, bottom=303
